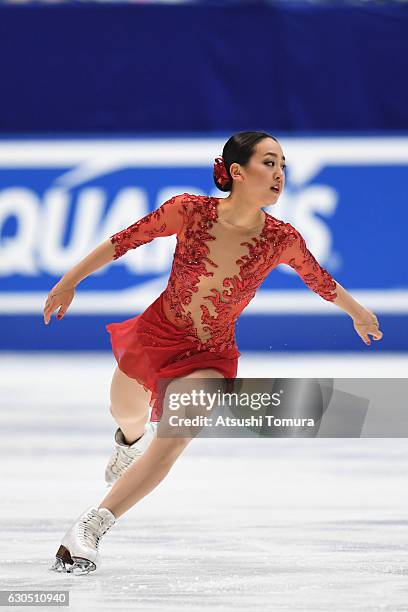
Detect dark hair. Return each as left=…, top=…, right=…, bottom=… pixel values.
left=213, top=131, right=278, bottom=192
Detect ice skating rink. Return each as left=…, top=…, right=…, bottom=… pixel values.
left=1, top=351, right=408, bottom=612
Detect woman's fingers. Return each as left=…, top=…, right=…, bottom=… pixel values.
left=43, top=295, right=63, bottom=324
left=366, top=322, right=383, bottom=341
left=56, top=307, right=66, bottom=320
left=360, top=331, right=371, bottom=346
left=354, top=321, right=383, bottom=345
left=44, top=287, right=75, bottom=324
left=44, top=297, right=58, bottom=324
left=354, top=325, right=370, bottom=345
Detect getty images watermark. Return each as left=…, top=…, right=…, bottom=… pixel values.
left=166, top=387, right=307, bottom=429
left=155, top=377, right=408, bottom=439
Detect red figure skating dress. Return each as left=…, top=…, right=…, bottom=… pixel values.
left=106, top=193, right=337, bottom=421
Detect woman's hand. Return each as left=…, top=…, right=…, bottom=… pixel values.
left=43, top=280, right=76, bottom=325
left=353, top=309, right=383, bottom=346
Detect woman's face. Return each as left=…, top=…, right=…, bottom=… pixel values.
left=231, top=137, right=286, bottom=205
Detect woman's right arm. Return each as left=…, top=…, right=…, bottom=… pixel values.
left=43, top=238, right=116, bottom=325
left=43, top=193, right=186, bottom=325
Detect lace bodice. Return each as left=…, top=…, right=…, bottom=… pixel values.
left=110, top=193, right=337, bottom=355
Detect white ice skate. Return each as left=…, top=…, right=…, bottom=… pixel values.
left=49, top=506, right=116, bottom=575
left=105, top=422, right=157, bottom=486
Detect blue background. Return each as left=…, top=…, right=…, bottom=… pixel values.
left=0, top=3, right=407, bottom=133
left=0, top=1, right=406, bottom=352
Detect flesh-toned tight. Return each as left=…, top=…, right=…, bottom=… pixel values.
left=99, top=366, right=224, bottom=519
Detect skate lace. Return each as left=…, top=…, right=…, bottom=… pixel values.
left=110, top=444, right=143, bottom=475
left=79, top=509, right=113, bottom=548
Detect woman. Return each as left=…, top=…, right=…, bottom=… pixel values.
left=44, top=131, right=383, bottom=575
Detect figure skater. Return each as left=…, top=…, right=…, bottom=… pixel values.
left=43, top=131, right=383, bottom=575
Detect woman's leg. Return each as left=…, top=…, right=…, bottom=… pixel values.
left=109, top=366, right=152, bottom=444
left=99, top=368, right=225, bottom=518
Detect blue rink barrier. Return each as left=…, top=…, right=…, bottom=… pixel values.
left=0, top=135, right=406, bottom=352
left=0, top=314, right=405, bottom=353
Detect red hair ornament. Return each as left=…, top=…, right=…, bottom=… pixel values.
left=213, top=156, right=230, bottom=188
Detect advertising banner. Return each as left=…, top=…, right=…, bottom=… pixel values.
left=1, top=136, right=406, bottom=351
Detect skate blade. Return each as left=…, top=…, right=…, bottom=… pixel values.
left=49, top=546, right=96, bottom=575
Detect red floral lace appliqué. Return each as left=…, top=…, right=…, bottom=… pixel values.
left=164, top=195, right=220, bottom=351
left=110, top=196, right=178, bottom=260
left=278, top=225, right=337, bottom=302
left=109, top=193, right=337, bottom=361
left=163, top=195, right=275, bottom=355
left=200, top=212, right=273, bottom=353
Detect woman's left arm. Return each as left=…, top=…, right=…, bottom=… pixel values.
left=279, top=226, right=383, bottom=346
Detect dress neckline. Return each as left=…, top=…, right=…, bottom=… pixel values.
left=212, top=197, right=267, bottom=233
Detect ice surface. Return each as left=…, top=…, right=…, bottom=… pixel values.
left=1, top=352, right=408, bottom=612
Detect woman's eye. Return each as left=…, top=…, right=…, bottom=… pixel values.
left=265, top=161, right=286, bottom=170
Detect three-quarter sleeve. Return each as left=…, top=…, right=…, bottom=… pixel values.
left=279, top=225, right=337, bottom=302
left=109, top=194, right=185, bottom=260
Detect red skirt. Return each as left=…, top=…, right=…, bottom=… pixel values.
left=105, top=293, right=240, bottom=422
